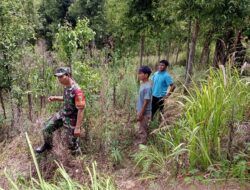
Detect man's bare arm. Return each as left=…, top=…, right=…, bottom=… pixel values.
left=138, top=99, right=150, bottom=121
left=165, top=84, right=176, bottom=98
left=74, top=108, right=84, bottom=137
left=48, top=96, right=64, bottom=102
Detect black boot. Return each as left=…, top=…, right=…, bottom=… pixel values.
left=35, top=143, right=52, bottom=154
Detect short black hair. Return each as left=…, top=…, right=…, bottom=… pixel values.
left=159, top=60, right=169, bottom=67
left=139, top=65, right=152, bottom=76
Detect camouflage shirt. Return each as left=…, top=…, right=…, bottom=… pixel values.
left=59, top=83, right=85, bottom=127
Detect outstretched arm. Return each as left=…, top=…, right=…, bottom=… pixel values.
left=48, top=96, right=64, bottom=102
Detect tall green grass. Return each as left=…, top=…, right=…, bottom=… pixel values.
left=182, top=68, right=250, bottom=169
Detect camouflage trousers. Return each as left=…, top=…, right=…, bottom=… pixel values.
left=42, top=112, right=80, bottom=154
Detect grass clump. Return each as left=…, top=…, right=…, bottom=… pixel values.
left=183, top=68, right=250, bottom=170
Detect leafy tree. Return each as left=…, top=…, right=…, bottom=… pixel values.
left=67, top=0, right=106, bottom=47
left=0, top=0, right=35, bottom=119
left=54, top=18, right=95, bottom=65
left=104, top=0, right=134, bottom=55
left=38, top=0, right=72, bottom=48
left=170, top=0, right=250, bottom=87
left=126, top=0, right=158, bottom=65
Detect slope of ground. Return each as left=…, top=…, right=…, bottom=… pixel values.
left=0, top=99, right=250, bottom=189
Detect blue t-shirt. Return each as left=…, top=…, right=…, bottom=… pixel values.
left=136, top=82, right=152, bottom=115
left=151, top=71, right=173, bottom=97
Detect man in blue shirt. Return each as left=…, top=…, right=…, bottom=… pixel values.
left=151, top=60, right=176, bottom=119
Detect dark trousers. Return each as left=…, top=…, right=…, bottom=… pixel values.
left=152, top=96, right=164, bottom=119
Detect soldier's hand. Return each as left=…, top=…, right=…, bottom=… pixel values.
left=48, top=96, right=55, bottom=102
left=74, top=127, right=81, bottom=137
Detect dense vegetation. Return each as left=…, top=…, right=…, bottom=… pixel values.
left=0, top=0, right=250, bottom=189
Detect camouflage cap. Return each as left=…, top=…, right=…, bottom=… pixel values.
left=54, top=67, right=71, bottom=77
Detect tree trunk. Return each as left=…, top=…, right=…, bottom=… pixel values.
left=40, top=96, right=43, bottom=110
left=164, top=43, right=168, bottom=59
left=175, top=47, right=180, bottom=65
left=113, top=84, right=116, bottom=108
left=139, top=34, right=145, bottom=66
left=0, top=89, right=6, bottom=119
left=185, top=18, right=192, bottom=77
left=17, top=101, right=22, bottom=119
left=185, top=20, right=200, bottom=88
left=89, top=40, right=96, bottom=58
left=157, top=42, right=161, bottom=63
left=10, top=93, right=15, bottom=128
left=41, top=50, right=46, bottom=111
left=213, top=39, right=225, bottom=67
left=40, top=95, right=46, bottom=111
left=146, top=51, right=149, bottom=64
left=200, top=32, right=213, bottom=66
left=27, top=83, right=32, bottom=121
left=167, top=42, right=171, bottom=60
left=123, top=89, right=128, bottom=105
left=216, top=30, right=234, bottom=67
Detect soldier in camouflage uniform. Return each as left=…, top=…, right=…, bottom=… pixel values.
left=35, top=67, right=85, bottom=155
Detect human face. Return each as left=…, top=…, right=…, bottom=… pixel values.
left=57, top=74, right=70, bottom=85
left=158, top=63, right=166, bottom=72
left=138, top=72, right=148, bottom=81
